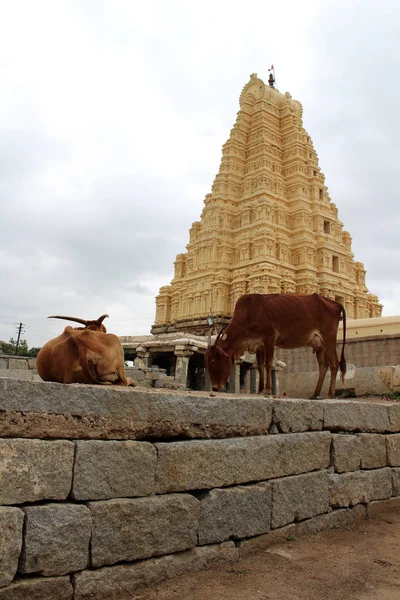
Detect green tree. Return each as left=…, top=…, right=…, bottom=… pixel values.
left=0, top=338, right=30, bottom=356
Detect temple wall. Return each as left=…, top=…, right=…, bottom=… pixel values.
left=1, top=379, right=400, bottom=598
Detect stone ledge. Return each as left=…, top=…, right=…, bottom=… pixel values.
left=0, top=379, right=272, bottom=440
left=73, top=542, right=239, bottom=600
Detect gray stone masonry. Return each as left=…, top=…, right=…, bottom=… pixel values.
left=331, top=435, right=361, bottom=472
left=324, top=400, right=400, bottom=433
left=271, top=470, right=330, bottom=529
left=0, top=439, right=74, bottom=505
left=89, top=494, right=200, bottom=568
left=72, top=440, right=156, bottom=500
left=73, top=542, right=239, bottom=600
left=329, top=471, right=372, bottom=508
left=367, top=497, right=400, bottom=519
left=391, top=468, right=400, bottom=495
left=0, top=507, right=24, bottom=588
left=358, top=434, right=387, bottom=468
left=273, top=399, right=324, bottom=433
left=0, top=577, right=73, bottom=600
left=368, top=467, right=393, bottom=500
left=155, top=432, right=331, bottom=493
left=0, top=378, right=272, bottom=440
left=198, top=482, right=272, bottom=545
left=386, top=433, right=400, bottom=466
left=19, top=504, right=91, bottom=576
left=295, top=505, right=366, bottom=537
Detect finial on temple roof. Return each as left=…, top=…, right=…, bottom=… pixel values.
left=268, top=64, right=275, bottom=88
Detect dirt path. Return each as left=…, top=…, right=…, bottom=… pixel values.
left=138, top=508, right=400, bottom=600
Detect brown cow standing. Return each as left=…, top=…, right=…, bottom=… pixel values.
left=36, top=314, right=135, bottom=386
left=205, top=293, right=346, bottom=398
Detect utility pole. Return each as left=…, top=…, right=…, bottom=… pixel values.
left=14, top=322, right=26, bottom=355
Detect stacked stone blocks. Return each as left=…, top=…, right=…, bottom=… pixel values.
left=1, top=380, right=400, bottom=598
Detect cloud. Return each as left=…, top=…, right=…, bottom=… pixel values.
left=1, top=0, right=399, bottom=347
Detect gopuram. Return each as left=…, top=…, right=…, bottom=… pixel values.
left=152, top=72, right=382, bottom=336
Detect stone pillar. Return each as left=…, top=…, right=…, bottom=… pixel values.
left=273, top=360, right=286, bottom=396
left=250, top=367, right=259, bottom=394
left=134, top=346, right=151, bottom=369
left=244, top=369, right=251, bottom=394
left=227, top=360, right=241, bottom=393
left=174, top=344, right=196, bottom=386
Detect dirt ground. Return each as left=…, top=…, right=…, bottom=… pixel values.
left=137, top=507, right=400, bottom=600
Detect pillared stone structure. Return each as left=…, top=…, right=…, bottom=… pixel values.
left=152, top=73, right=381, bottom=335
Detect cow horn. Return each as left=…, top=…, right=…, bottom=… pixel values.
left=48, top=315, right=88, bottom=325
left=96, top=314, right=109, bottom=325
left=214, top=324, right=228, bottom=346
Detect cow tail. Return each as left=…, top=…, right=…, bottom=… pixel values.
left=339, top=304, right=347, bottom=384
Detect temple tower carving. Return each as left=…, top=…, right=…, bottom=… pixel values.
left=152, top=73, right=382, bottom=334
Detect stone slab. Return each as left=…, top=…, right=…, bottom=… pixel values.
left=0, top=577, right=73, bottom=600
left=238, top=524, right=296, bottom=558
left=198, top=482, right=271, bottom=544
left=0, top=507, right=24, bottom=588
left=324, top=400, right=391, bottom=433
left=367, top=497, right=400, bottom=519
left=391, top=467, right=400, bottom=496
left=386, top=434, right=400, bottom=466
left=295, top=505, right=366, bottom=536
left=271, top=471, right=330, bottom=529
left=358, top=434, right=387, bottom=468
left=73, top=542, right=238, bottom=600
left=72, top=440, right=156, bottom=500
left=0, top=379, right=272, bottom=440
left=19, top=504, right=91, bottom=576
left=0, top=439, right=74, bottom=504
left=155, top=432, right=331, bottom=493
left=367, top=467, right=392, bottom=500
left=273, top=399, right=324, bottom=433
left=331, top=434, right=360, bottom=473
left=329, top=471, right=372, bottom=508
left=89, top=494, right=200, bottom=568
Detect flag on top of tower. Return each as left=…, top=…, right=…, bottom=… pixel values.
left=269, top=64, right=274, bottom=71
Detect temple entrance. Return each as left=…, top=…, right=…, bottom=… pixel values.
left=151, top=352, right=176, bottom=376
left=187, top=353, right=206, bottom=390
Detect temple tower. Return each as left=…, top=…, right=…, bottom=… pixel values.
left=152, top=73, right=382, bottom=334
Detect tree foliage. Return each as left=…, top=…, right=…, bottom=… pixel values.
left=0, top=338, right=41, bottom=357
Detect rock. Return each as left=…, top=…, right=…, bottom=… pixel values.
left=72, top=440, right=156, bottom=500
left=0, top=439, right=74, bottom=504
left=19, top=504, right=91, bottom=576
left=0, top=507, right=24, bottom=588
left=329, top=471, right=372, bottom=508
left=198, top=482, right=271, bottom=544
left=0, top=576, right=73, bottom=599
left=155, top=432, right=331, bottom=493
left=89, top=494, right=200, bottom=568
left=367, top=467, right=392, bottom=500
left=387, top=434, right=400, bottom=466
left=271, top=470, right=330, bottom=529
left=73, top=542, right=239, bottom=600
left=357, top=434, right=387, bottom=469
left=331, top=435, right=360, bottom=473
left=273, top=399, right=323, bottom=433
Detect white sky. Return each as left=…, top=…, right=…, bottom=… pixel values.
left=1, top=0, right=399, bottom=347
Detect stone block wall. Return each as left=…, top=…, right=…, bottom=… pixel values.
left=1, top=379, right=400, bottom=599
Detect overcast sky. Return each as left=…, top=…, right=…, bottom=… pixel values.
left=1, top=0, right=399, bottom=348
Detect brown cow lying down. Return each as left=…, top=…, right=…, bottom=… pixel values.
left=36, top=314, right=135, bottom=386
left=206, top=293, right=346, bottom=398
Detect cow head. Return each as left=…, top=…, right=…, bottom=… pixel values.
left=205, top=325, right=231, bottom=391
left=48, top=314, right=109, bottom=333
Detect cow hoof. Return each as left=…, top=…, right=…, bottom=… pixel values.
left=209, top=392, right=216, bottom=397
left=310, top=394, right=322, bottom=400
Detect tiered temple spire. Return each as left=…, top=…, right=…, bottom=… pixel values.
left=152, top=73, right=382, bottom=334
